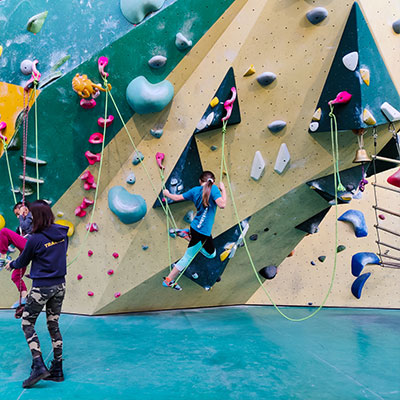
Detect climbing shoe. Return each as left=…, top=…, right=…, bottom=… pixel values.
left=12, top=297, right=27, bottom=309
left=43, top=359, right=64, bottom=382
left=162, top=278, right=182, bottom=291
left=0, top=255, right=11, bottom=270
left=22, top=356, right=50, bottom=388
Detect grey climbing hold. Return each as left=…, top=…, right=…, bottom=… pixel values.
left=126, top=173, right=136, bottom=184
left=150, top=128, right=163, bottom=138
left=249, top=234, right=258, bottom=241
left=148, top=55, right=167, bottom=69
left=251, top=151, right=266, bottom=181
left=184, top=210, right=194, bottom=223
left=318, top=255, right=326, bottom=262
left=170, top=178, right=178, bottom=186
left=342, top=52, right=359, bottom=71
left=306, top=7, right=328, bottom=25
left=175, top=32, right=192, bottom=50
left=274, top=143, right=290, bottom=174
left=20, top=60, right=33, bottom=75
left=393, top=19, right=400, bottom=34
left=256, top=72, right=276, bottom=86
left=132, top=151, right=144, bottom=165
left=259, top=265, right=277, bottom=280
left=309, top=122, right=319, bottom=132
left=268, top=120, right=286, bottom=133
left=381, top=102, right=400, bottom=122
left=210, top=145, right=218, bottom=151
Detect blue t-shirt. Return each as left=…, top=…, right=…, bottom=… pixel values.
left=182, top=185, right=221, bottom=236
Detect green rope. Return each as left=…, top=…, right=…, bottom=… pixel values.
left=219, top=120, right=227, bottom=182
left=1, top=139, right=17, bottom=204
left=219, top=115, right=340, bottom=322
left=160, top=169, right=173, bottom=271
left=173, top=242, right=204, bottom=286
left=34, top=82, right=40, bottom=199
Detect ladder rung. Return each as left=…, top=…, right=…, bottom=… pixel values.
left=373, top=155, right=400, bottom=164
left=372, top=183, right=400, bottom=194
left=380, top=262, right=400, bottom=269
left=373, top=206, right=400, bottom=218
left=376, top=241, right=400, bottom=252
left=381, top=254, right=400, bottom=262
left=375, top=225, right=400, bottom=238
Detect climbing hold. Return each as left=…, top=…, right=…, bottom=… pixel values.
left=57, top=212, right=64, bottom=218
left=108, top=186, right=147, bottom=224
left=306, top=7, right=328, bottom=25
left=85, top=151, right=101, bottom=165
left=175, top=32, right=192, bottom=50
left=329, top=91, right=352, bottom=105
left=184, top=210, right=194, bottom=224
left=256, top=72, right=276, bottom=86
left=387, top=168, right=400, bottom=188
left=360, top=68, right=370, bottom=86
left=274, top=143, right=290, bottom=174
left=378, top=214, right=385, bottom=220
left=309, top=122, right=319, bottom=132
left=150, top=128, right=163, bottom=138
left=210, top=145, right=218, bottom=151
left=80, top=99, right=97, bottom=109
left=250, top=151, right=266, bottom=181
left=155, top=152, right=165, bottom=169
left=81, top=170, right=96, bottom=190
left=268, top=120, right=286, bottom=133
left=142, top=245, right=148, bottom=251
left=88, top=250, right=93, bottom=257
left=120, top=0, right=165, bottom=24
left=337, top=245, right=346, bottom=253
left=210, top=97, right=219, bottom=108
left=318, top=255, right=326, bottom=262
left=88, top=132, right=104, bottom=144
left=86, top=223, right=99, bottom=232
left=27, top=11, right=48, bottom=34
left=74, top=207, right=86, bottom=218
left=191, top=273, right=199, bottom=279
left=243, top=65, right=256, bottom=77
left=312, top=108, right=322, bottom=121
left=393, top=19, right=400, bottom=34
left=77, top=274, right=83, bottom=280
left=0, top=46, right=2, bottom=57
left=362, top=109, right=376, bottom=125
left=380, top=102, right=400, bottom=122
left=79, top=197, right=94, bottom=210
left=98, top=115, right=114, bottom=128
left=196, top=112, right=214, bottom=131
left=126, top=76, right=174, bottom=114
left=54, top=219, right=75, bottom=237
left=20, top=60, right=33, bottom=75
left=351, top=252, right=380, bottom=277
left=249, top=234, right=258, bottom=241
left=338, top=209, right=368, bottom=237
left=311, top=261, right=316, bottom=266
left=98, top=56, right=109, bottom=78
left=206, top=112, right=214, bottom=126
left=258, top=265, right=277, bottom=280
left=288, top=250, right=295, bottom=257
left=342, top=52, right=359, bottom=71
left=114, top=292, right=121, bottom=298
left=112, top=252, right=119, bottom=259
left=87, top=291, right=94, bottom=297
left=0, top=215, right=5, bottom=230
left=132, top=150, right=144, bottom=165
left=126, top=173, right=136, bottom=185
left=107, top=269, right=114, bottom=275
left=148, top=55, right=167, bottom=69
left=351, top=272, right=371, bottom=299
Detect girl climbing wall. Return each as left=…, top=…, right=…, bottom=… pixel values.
left=162, top=171, right=226, bottom=290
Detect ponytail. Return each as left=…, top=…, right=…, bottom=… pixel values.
left=200, top=171, right=216, bottom=208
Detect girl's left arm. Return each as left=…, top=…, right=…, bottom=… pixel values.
left=216, top=182, right=226, bottom=209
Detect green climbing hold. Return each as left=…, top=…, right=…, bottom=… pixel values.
left=318, top=255, right=326, bottom=262
left=120, top=0, right=165, bottom=24
left=337, top=245, right=346, bottom=253
left=27, top=11, right=48, bottom=34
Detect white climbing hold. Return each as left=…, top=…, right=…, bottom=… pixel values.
left=148, top=55, right=167, bottom=69
left=251, top=151, right=266, bottom=181
left=342, top=52, right=359, bottom=71
left=20, top=59, right=33, bottom=75
left=196, top=119, right=207, bottom=131
left=363, top=109, right=376, bottom=125
left=309, top=122, right=319, bottom=132
left=360, top=68, right=370, bottom=86
left=306, top=7, right=328, bottom=25
left=381, top=102, right=400, bottom=122
left=175, top=32, right=192, bottom=50
left=274, top=143, right=290, bottom=174
left=256, top=72, right=276, bottom=86
left=205, top=112, right=214, bottom=126
left=312, top=108, right=321, bottom=121
left=268, top=120, right=286, bottom=133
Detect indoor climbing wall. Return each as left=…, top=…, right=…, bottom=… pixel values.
left=0, top=0, right=399, bottom=315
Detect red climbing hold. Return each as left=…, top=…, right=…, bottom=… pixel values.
left=387, top=168, right=400, bottom=188
left=88, top=291, right=94, bottom=296
left=98, top=115, right=114, bottom=128
left=86, top=222, right=99, bottom=232
left=80, top=98, right=96, bottom=109
left=88, top=132, right=104, bottom=144
left=77, top=274, right=83, bottom=280
left=75, top=206, right=86, bottom=218
left=112, top=252, right=119, bottom=259
left=85, top=151, right=101, bottom=165
left=329, top=91, right=352, bottom=105
left=378, top=214, right=385, bottom=220
left=88, top=250, right=93, bottom=257
left=107, top=269, right=114, bottom=275
left=81, top=197, right=94, bottom=209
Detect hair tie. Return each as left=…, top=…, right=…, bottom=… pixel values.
left=207, top=178, right=214, bottom=183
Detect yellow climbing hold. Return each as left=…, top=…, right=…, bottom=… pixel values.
left=363, top=109, right=376, bottom=125
left=0, top=46, right=3, bottom=57
left=243, top=65, right=256, bottom=77
left=0, top=215, right=5, bottom=230
left=312, top=108, right=322, bottom=121
left=210, top=97, right=219, bottom=108
left=360, top=68, right=370, bottom=86
left=220, top=243, right=234, bottom=262
left=55, top=219, right=75, bottom=237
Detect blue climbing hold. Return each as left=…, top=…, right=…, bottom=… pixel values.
left=393, top=19, right=400, bottom=34
left=306, top=7, right=328, bottom=25
left=150, top=128, right=163, bottom=138
left=338, top=209, right=368, bottom=237
left=108, top=186, right=147, bottom=224
left=120, top=0, right=165, bottom=24
left=126, top=173, right=136, bottom=185
left=126, top=76, right=174, bottom=114
left=351, top=252, right=380, bottom=277
left=132, top=151, right=144, bottom=165
left=351, top=272, right=371, bottom=299
left=268, top=120, right=286, bottom=133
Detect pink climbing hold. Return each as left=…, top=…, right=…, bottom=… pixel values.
left=80, top=98, right=96, bottom=109
left=112, top=252, right=119, bottom=259
left=0, top=122, right=7, bottom=142
left=88, top=250, right=93, bottom=257
left=81, top=170, right=97, bottom=190
left=155, top=152, right=165, bottom=169
left=378, top=214, right=385, bottom=220
left=98, top=56, right=109, bottom=78
left=114, top=292, right=121, bottom=298
left=387, top=168, right=400, bottom=188
left=88, top=291, right=94, bottom=297
left=86, top=222, right=99, bottom=232
left=75, top=206, right=86, bottom=218
left=222, top=87, right=237, bottom=122
left=24, top=60, right=41, bottom=91
left=98, top=115, right=114, bottom=128
left=88, top=132, right=104, bottom=144
left=107, top=269, right=114, bottom=275
left=81, top=197, right=94, bottom=209
left=77, top=274, right=83, bottom=280
left=85, top=151, right=101, bottom=165
left=329, top=91, right=352, bottom=105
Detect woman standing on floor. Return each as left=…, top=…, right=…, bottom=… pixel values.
left=5, top=200, right=69, bottom=388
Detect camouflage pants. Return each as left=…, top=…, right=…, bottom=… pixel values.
left=22, top=283, right=66, bottom=360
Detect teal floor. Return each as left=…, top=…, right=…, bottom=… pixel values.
left=0, top=306, right=399, bottom=400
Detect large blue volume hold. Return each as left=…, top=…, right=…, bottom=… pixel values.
left=338, top=209, right=368, bottom=237
left=351, top=272, right=371, bottom=299
left=351, top=252, right=380, bottom=277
